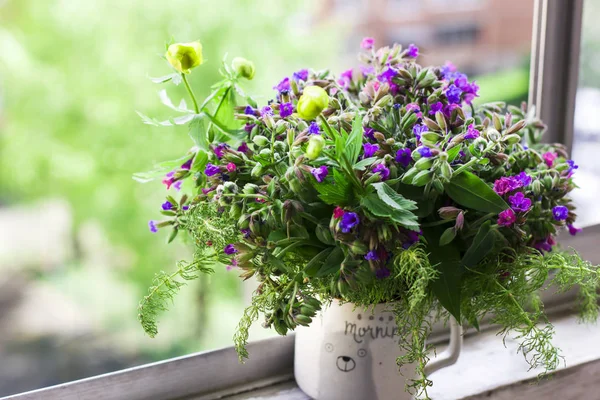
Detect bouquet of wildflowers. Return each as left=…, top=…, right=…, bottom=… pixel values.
left=136, top=38, right=599, bottom=397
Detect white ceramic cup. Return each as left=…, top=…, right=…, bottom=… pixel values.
left=294, top=300, right=462, bottom=400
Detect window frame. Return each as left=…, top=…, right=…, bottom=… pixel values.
left=6, top=2, right=598, bottom=399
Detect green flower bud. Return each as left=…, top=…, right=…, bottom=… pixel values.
left=502, top=134, right=521, bottom=145
left=242, top=183, right=259, bottom=194
left=252, top=135, right=269, bottom=147
left=432, top=178, right=444, bottom=194
left=306, top=134, right=325, bottom=160
left=421, top=131, right=442, bottom=142
left=297, top=86, right=329, bottom=120
left=414, top=157, right=433, bottom=171
left=543, top=175, right=553, bottom=190
left=251, top=164, right=263, bottom=177
left=230, top=202, right=243, bottom=219
left=165, top=41, right=203, bottom=74
left=412, top=170, right=433, bottom=187
left=294, top=314, right=312, bottom=327
left=401, top=167, right=419, bottom=184
left=440, top=161, right=453, bottom=181
left=231, top=57, right=255, bottom=80
left=349, top=241, right=368, bottom=255
left=486, top=129, right=501, bottom=142
left=315, top=224, right=335, bottom=245
left=300, top=306, right=316, bottom=317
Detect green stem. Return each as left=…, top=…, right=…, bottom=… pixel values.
left=182, top=73, right=200, bottom=114
left=421, top=219, right=452, bottom=228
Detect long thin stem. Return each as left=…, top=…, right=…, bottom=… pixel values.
left=182, top=73, right=200, bottom=114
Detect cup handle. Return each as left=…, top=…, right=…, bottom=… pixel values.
left=424, top=316, right=463, bottom=375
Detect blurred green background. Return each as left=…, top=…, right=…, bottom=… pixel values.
left=0, top=0, right=532, bottom=395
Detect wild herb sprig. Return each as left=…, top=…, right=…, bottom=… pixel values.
left=135, top=38, right=599, bottom=399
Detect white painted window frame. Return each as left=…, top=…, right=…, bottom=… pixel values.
left=4, top=1, right=596, bottom=399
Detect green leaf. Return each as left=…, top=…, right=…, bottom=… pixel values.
left=344, top=114, right=364, bottom=164
left=423, top=228, right=463, bottom=321
left=188, top=115, right=209, bottom=150
left=447, top=146, right=461, bottom=162
left=445, top=171, right=509, bottom=214
left=353, top=157, right=377, bottom=171
left=304, top=248, right=333, bottom=277
left=315, top=169, right=352, bottom=205
left=439, top=227, right=457, bottom=246
left=462, top=220, right=496, bottom=267
left=316, top=247, right=344, bottom=277
left=209, top=86, right=239, bottom=142
left=360, top=194, right=420, bottom=231
left=190, top=149, right=208, bottom=174
left=372, top=182, right=418, bottom=211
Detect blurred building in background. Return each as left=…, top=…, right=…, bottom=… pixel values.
left=319, top=0, right=533, bottom=75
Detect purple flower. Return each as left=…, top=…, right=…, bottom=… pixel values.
left=373, top=163, right=390, bottom=180
left=241, top=228, right=251, bottom=238
left=568, top=224, right=582, bottom=236
left=365, top=250, right=378, bottom=261
left=244, top=106, right=255, bottom=115
left=440, top=61, right=457, bottom=80
left=224, top=244, right=238, bottom=255
left=226, top=259, right=238, bottom=271
left=534, top=236, right=555, bottom=252
left=214, top=143, right=228, bottom=159
left=182, top=205, right=189, bottom=211
left=567, top=160, right=578, bottom=174
left=464, top=124, right=480, bottom=139
left=244, top=123, right=255, bottom=133
left=364, top=127, right=375, bottom=140
left=363, top=143, right=379, bottom=158
left=552, top=205, right=568, bottom=221
left=508, top=192, right=531, bottom=212
left=395, top=148, right=412, bottom=167
left=205, top=163, right=221, bottom=177
left=462, top=82, right=479, bottom=104
left=515, top=172, right=532, bottom=187
left=173, top=181, right=182, bottom=191
left=406, top=44, right=419, bottom=58
left=339, top=212, right=360, bottom=233
left=361, top=37, right=375, bottom=50
left=498, top=208, right=516, bottom=227
left=429, top=101, right=443, bottom=115
left=161, top=201, right=173, bottom=211
left=417, top=146, right=432, bottom=158
left=493, top=177, right=519, bottom=195
left=445, top=84, right=463, bottom=104
left=338, top=68, right=353, bottom=88
left=308, top=121, right=320, bottom=135
left=413, top=123, right=428, bottom=140
left=260, top=106, right=273, bottom=117
left=377, top=66, right=397, bottom=84
left=148, top=220, right=158, bottom=233
left=181, top=158, right=193, bottom=170
left=375, top=267, right=391, bottom=279
left=405, top=103, right=420, bottom=113
left=293, top=69, right=309, bottom=81
left=279, top=102, right=294, bottom=118
left=237, top=142, right=249, bottom=153
left=311, top=165, right=329, bottom=182
left=360, top=65, right=375, bottom=76
left=273, top=77, right=290, bottom=93
left=402, top=229, right=421, bottom=249
left=543, top=152, right=557, bottom=167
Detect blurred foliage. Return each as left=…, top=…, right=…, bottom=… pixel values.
left=0, top=0, right=529, bottom=362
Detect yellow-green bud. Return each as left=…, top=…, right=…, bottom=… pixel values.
left=297, top=86, right=329, bottom=120
left=252, top=135, right=269, bottom=147
left=306, top=135, right=325, bottom=160
left=165, top=41, right=203, bottom=74
left=232, top=57, right=255, bottom=80
left=414, top=157, right=433, bottom=171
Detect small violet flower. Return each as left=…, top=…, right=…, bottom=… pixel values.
left=338, top=68, right=353, bottom=88
left=260, top=106, right=273, bottom=117
left=361, top=37, right=375, bottom=50
left=148, top=220, right=158, bottom=233
left=406, top=44, right=419, bottom=58
left=567, top=159, right=578, bottom=174
left=182, top=205, right=189, bottom=211
left=429, top=101, right=443, bottom=115
left=339, top=212, right=360, bottom=233
left=534, top=236, right=555, bottom=252
left=413, top=123, right=428, bottom=140
left=241, top=228, right=251, bottom=238
left=375, top=267, right=391, bottom=280
left=226, top=259, right=238, bottom=271
left=308, top=121, right=320, bottom=135
left=173, top=181, right=182, bottom=191
left=363, top=143, right=379, bottom=158
left=214, top=143, right=228, bottom=159
left=552, top=205, right=569, bottom=221
left=493, top=176, right=519, bottom=195
left=244, top=106, right=255, bottom=115
left=333, top=207, right=345, bottom=220
left=515, top=172, right=532, bottom=187
left=273, top=77, right=290, bottom=93
left=279, top=102, right=294, bottom=118
left=402, top=229, right=421, bottom=249
left=498, top=208, right=516, bottom=227
left=543, top=151, right=557, bottom=167
left=364, top=250, right=378, bottom=261
left=508, top=192, right=531, bottom=212
left=405, top=103, right=420, bottom=113
left=224, top=244, right=238, bottom=255
left=204, top=163, right=221, bottom=177
left=364, top=127, right=375, bottom=140
left=445, top=84, right=463, bottom=104
left=373, top=163, right=390, bottom=180
left=293, top=69, right=309, bottom=82
left=395, top=148, right=412, bottom=167
left=311, top=165, right=329, bottom=183
left=417, top=146, right=432, bottom=158
left=237, top=142, right=249, bottom=153
left=568, top=224, right=582, bottom=236
left=377, top=66, right=397, bottom=84
left=464, top=124, right=480, bottom=140
left=181, top=158, right=193, bottom=170
left=161, top=201, right=173, bottom=211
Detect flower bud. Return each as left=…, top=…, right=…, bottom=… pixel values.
left=412, top=170, right=433, bottom=186
left=421, top=131, right=442, bottom=142
left=414, top=157, right=433, bottom=171
left=532, top=180, right=543, bottom=196
left=440, top=161, right=453, bottom=181
left=349, top=241, right=368, bottom=255
left=231, top=57, right=255, bottom=80
left=297, top=86, right=329, bottom=120
left=401, top=167, right=419, bottom=184
left=486, top=129, right=501, bottom=142
left=438, top=206, right=461, bottom=220
left=306, top=135, right=325, bottom=160
left=502, top=134, right=521, bottom=145
left=166, top=41, right=203, bottom=74
left=252, top=135, right=269, bottom=147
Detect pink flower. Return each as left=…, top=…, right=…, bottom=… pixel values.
left=543, top=152, right=557, bottom=167
left=361, top=37, right=374, bottom=50
left=226, top=259, right=238, bottom=271
left=226, top=162, right=237, bottom=172
left=498, top=209, right=516, bottom=227
left=493, top=177, right=519, bottom=195
left=333, top=207, right=345, bottom=219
